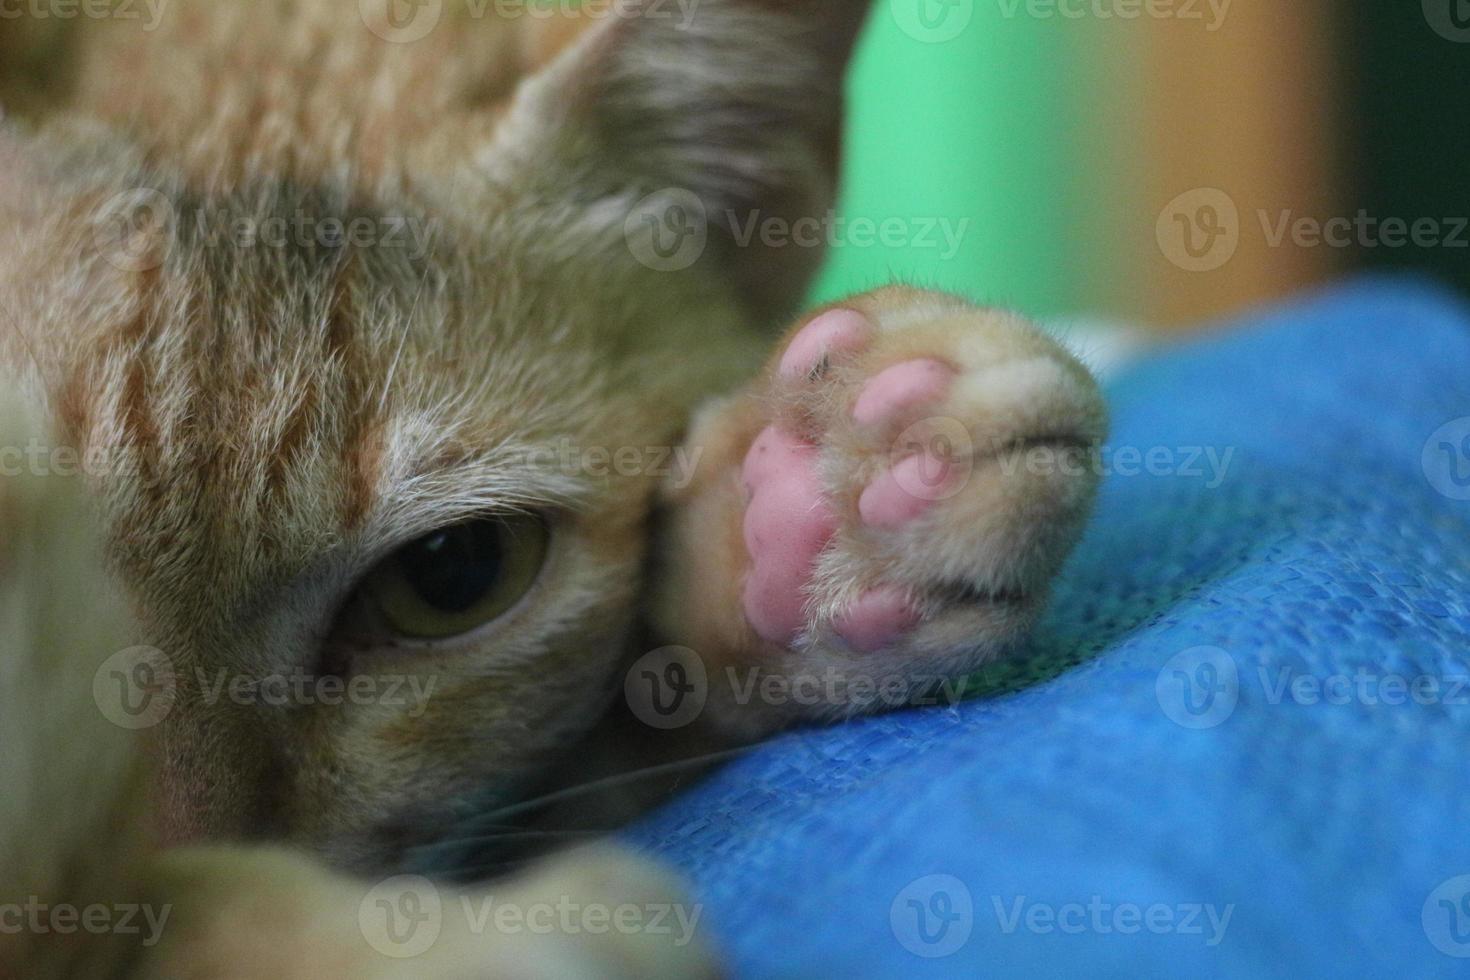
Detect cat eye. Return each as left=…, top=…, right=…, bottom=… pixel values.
left=358, top=515, right=550, bottom=640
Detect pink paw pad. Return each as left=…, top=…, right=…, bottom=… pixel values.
left=742, top=424, right=810, bottom=492
left=858, top=452, right=962, bottom=530
left=778, top=308, right=874, bottom=380
left=852, top=359, right=955, bottom=427
left=741, top=425, right=838, bottom=645
left=834, top=587, right=921, bottom=653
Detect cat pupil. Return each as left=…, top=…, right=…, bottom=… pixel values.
left=397, top=521, right=504, bottom=613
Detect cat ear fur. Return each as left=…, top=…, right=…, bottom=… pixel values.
left=508, top=0, right=873, bottom=327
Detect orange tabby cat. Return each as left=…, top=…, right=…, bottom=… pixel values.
left=0, top=1, right=1105, bottom=975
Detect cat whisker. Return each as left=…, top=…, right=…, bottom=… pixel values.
left=452, top=857, right=540, bottom=881
left=459, top=746, right=751, bottom=830
left=428, top=828, right=607, bottom=849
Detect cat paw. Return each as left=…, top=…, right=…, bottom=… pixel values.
left=660, top=287, right=1107, bottom=726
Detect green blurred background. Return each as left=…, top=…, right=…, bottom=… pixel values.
left=814, top=0, right=1470, bottom=329
left=813, top=3, right=1133, bottom=317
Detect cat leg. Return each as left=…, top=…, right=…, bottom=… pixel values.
left=651, top=287, right=1108, bottom=738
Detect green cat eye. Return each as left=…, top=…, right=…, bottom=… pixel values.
left=363, top=515, right=549, bottom=640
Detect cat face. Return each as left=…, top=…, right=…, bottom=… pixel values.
left=0, top=1, right=871, bottom=870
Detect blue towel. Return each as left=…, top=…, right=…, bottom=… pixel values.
left=625, top=279, right=1470, bottom=979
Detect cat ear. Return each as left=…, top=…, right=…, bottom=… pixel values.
left=510, top=0, right=873, bottom=326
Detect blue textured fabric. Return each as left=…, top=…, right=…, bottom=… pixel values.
left=623, top=279, right=1470, bottom=979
